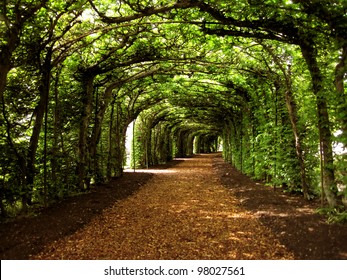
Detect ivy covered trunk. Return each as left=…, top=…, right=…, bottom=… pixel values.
left=175, top=130, right=191, bottom=158
left=301, top=44, right=338, bottom=207
left=89, top=87, right=114, bottom=183
left=285, top=85, right=309, bottom=199
left=77, top=73, right=95, bottom=191
left=282, top=64, right=309, bottom=199
left=335, top=46, right=347, bottom=146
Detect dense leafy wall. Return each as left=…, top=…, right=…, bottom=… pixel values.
left=0, top=0, right=346, bottom=216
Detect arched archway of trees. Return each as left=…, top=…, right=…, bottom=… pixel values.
left=0, top=0, right=346, bottom=216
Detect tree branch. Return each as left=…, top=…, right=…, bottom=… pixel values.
left=88, top=0, right=194, bottom=24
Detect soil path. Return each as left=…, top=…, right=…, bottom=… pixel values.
left=32, top=154, right=291, bottom=259
left=1, top=153, right=346, bottom=259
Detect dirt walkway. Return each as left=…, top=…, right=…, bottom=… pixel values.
left=32, top=154, right=292, bottom=259
left=1, top=153, right=346, bottom=259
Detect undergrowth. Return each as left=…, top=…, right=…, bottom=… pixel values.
left=316, top=207, right=347, bottom=224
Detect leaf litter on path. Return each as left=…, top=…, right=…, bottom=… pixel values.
left=33, top=154, right=293, bottom=260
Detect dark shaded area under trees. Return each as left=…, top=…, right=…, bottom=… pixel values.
left=0, top=1, right=346, bottom=223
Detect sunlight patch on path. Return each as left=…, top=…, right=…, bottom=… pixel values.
left=33, top=155, right=293, bottom=260
left=124, top=169, right=177, bottom=174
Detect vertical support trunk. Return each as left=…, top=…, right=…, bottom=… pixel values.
left=0, top=62, right=11, bottom=102
left=283, top=65, right=309, bottom=199
left=164, top=125, right=172, bottom=162
left=92, top=87, right=100, bottom=182
left=107, top=100, right=115, bottom=180
left=263, top=45, right=309, bottom=197
left=285, top=83, right=309, bottom=199
left=24, top=49, right=52, bottom=208
left=240, top=111, right=243, bottom=173
left=251, top=112, right=256, bottom=176
left=223, top=121, right=233, bottom=165
left=231, top=119, right=238, bottom=168
left=52, top=67, right=62, bottom=191
left=145, top=127, right=150, bottom=168
left=273, top=83, right=279, bottom=188
left=176, top=130, right=189, bottom=158
left=301, top=44, right=338, bottom=207
left=1, top=94, right=27, bottom=208
left=90, top=87, right=116, bottom=182
left=335, top=45, right=347, bottom=211
left=147, top=127, right=153, bottom=166
left=114, top=103, right=124, bottom=177
left=43, top=75, right=49, bottom=208
left=334, top=46, right=347, bottom=145
left=77, top=73, right=95, bottom=190
left=132, top=118, right=136, bottom=172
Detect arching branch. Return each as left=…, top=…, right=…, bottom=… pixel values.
left=87, top=0, right=194, bottom=24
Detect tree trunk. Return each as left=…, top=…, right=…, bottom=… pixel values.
left=51, top=67, right=62, bottom=193
left=0, top=62, right=11, bottom=102
left=114, top=103, right=126, bottom=177
left=77, top=73, right=95, bottom=190
left=223, top=121, right=233, bottom=165
left=263, top=44, right=309, bottom=198
left=89, top=87, right=115, bottom=182
left=145, top=125, right=151, bottom=168
left=107, top=100, right=115, bottom=180
left=23, top=49, right=52, bottom=208
left=148, top=126, right=153, bottom=166
left=1, top=94, right=27, bottom=210
left=334, top=45, right=347, bottom=145
left=300, top=44, right=338, bottom=207
left=284, top=75, right=309, bottom=199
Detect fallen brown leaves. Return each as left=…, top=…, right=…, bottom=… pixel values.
left=33, top=155, right=293, bottom=260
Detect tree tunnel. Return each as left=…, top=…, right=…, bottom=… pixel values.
left=0, top=0, right=346, bottom=216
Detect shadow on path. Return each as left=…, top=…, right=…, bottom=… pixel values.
left=212, top=154, right=347, bottom=259
left=2, top=153, right=346, bottom=260
left=0, top=172, right=152, bottom=259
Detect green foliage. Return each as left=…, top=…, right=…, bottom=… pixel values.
left=0, top=0, right=346, bottom=217
left=316, top=207, right=347, bottom=224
